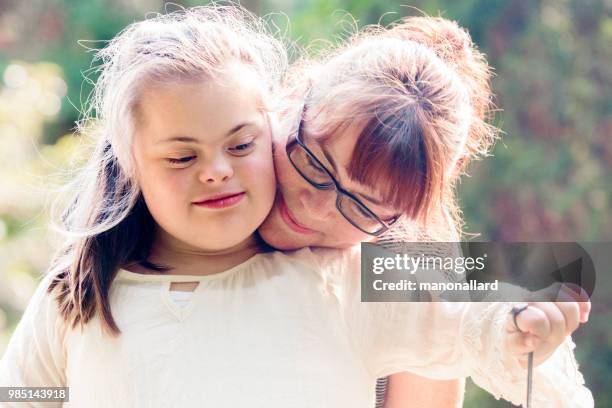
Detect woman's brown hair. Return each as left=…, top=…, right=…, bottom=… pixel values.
left=288, top=15, right=497, bottom=240
left=388, top=16, right=498, bottom=178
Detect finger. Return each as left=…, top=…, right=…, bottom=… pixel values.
left=505, top=332, right=542, bottom=369
left=506, top=304, right=530, bottom=334
left=530, top=302, right=567, bottom=346
left=558, top=284, right=591, bottom=323
left=554, top=292, right=581, bottom=336
left=579, top=300, right=591, bottom=323
left=506, top=331, right=542, bottom=355
left=514, top=304, right=550, bottom=339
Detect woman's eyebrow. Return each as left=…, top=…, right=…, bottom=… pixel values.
left=157, top=122, right=257, bottom=144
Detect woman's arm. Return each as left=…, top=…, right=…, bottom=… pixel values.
left=383, top=373, right=465, bottom=408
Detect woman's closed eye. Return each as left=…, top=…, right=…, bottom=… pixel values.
left=354, top=203, right=373, bottom=219
left=356, top=202, right=399, bottom=224
left=306, top=154, right=327, bottom=174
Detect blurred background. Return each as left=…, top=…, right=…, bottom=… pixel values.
left=0, top=0, right=610, bottom=406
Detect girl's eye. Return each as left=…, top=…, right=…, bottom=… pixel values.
left=167, top=156, right=195, bottom=165
left=228, top=141, right=255, bottom=155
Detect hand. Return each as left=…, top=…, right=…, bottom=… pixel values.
left=505, top=284, right=591, bottom=368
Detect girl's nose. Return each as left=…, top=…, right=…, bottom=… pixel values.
left=198, top=156, right=233, bottom=184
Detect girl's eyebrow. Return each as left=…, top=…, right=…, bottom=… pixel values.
left=158, top=136, right=198, bottom=144
left=157, top=121, right=258, bottom=144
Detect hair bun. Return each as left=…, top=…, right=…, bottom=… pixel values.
left=388, top=16, right=472, bottom=72
left=388, top=16, right=497, bottom=175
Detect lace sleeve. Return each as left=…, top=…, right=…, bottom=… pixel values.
left=462, top=302, right=594, bottom=407
left=325, top=223, right=593, bottom=407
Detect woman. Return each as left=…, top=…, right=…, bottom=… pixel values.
left=259, top=17, right=495, bottom=407
left=259, top=16, right=496, bottom=407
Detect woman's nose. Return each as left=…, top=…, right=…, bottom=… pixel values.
left=198, top=155, right=233, bottom=184
left=299, top=186, right=337, bottom=221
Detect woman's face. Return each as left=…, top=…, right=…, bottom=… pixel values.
left=132, top=64, right=276, bottom=253
left=258, top=116, right=400, bottom=250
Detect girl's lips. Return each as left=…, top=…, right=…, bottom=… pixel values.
left=193, top=192, right=245, bottom=209
left=278, top=195, right=315, bottom=235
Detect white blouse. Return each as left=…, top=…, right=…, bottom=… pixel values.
left=0, top=247, right=593, bottom=407
left=168, top=290, right=193, bottom=308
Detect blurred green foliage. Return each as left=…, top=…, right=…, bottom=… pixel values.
left=0, top=0, right=610, bottom=406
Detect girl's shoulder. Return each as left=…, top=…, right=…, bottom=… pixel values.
left=270, top=246, right=363, bottom=299
left=278, top=245, right=358, bottom=267
left=0, top=271, right=69, bottom=386
left=270, top=246, right=360, bottom=278
left=26, top=271, right=64, bottom=316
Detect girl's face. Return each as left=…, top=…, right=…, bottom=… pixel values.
left=132, top=64, right=276, bottom=253
left=258, top=116, right=400, bottom=250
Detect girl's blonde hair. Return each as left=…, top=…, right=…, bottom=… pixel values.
left=285, top=16, right=497, bottom=241
left=47, top=5, right=287, bottom=336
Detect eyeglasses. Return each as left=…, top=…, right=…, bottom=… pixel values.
left=285, top=104, right=399, bottom=236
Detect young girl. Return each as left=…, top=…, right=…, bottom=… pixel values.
left=0, top=5, right=592, bottom=408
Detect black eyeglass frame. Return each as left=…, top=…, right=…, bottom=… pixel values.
left=285, top=104, right=399, bottom=236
